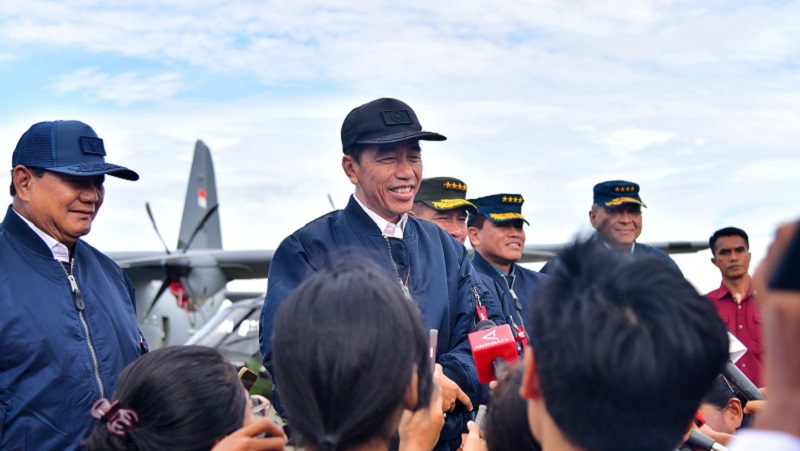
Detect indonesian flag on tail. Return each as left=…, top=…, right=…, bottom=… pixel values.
left=197, top=188, right=207, bottom=209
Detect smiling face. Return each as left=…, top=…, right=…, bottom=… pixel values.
left=468, top=219, right=526, bottom=273
left=13, top=166, right=105, bottom=248
left=589, top=203, right=642, bottom=250
left=342, top=140, right=422, bottom=223
left=711, top=235, right=751, bottom=280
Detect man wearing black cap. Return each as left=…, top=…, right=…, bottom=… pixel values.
left=0, top=120, right=147, bottom=449
left=260, top=98, right=500, bottom=450
left=467, top=194, right=548, bottom=353
left=540, top=180, right=681, bottom=275
left=410, top=177, right=477, bottom=245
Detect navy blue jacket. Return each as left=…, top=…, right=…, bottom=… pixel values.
left=540, top=233, right=683, bottom=276
left=471, top=251, right=548, bottom=348
left=0, top=206, right=146, bottom=450
left=259, top=196, right=502, bottom=447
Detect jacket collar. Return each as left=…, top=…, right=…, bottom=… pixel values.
left=343, top=195, right=417, bottom=238
left=472, top=250, right=510, bottom=276
left=2, top=205, right=56, bottom=259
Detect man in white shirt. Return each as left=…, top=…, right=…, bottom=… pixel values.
left=259, top=98, right=502, bottom=450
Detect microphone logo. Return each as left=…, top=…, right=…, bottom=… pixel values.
left=482, top=330, right=501, bottom=341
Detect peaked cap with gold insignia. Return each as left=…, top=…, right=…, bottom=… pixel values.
left=414, top=177, right=477, bottom=214
left=468, top=193, right=529, bottom=225
left=593, top=180, right=647, bottom=209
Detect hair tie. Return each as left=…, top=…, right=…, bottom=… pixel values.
left=91, top=398, right=139, bottom=439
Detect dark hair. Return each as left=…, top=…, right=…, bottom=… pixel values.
left=709, top=227, right=749, bottom=255
left=10, top=167, right=45, bottom=196
left=84, top=346, right=247, bottom=451
left=466, top=213, right=487, bottom=229
left=527, top=240, right=729, bottom=451
left=484, top=365, right=541, bottom=451
left=272, top=260, right=432, bottom=451
left=703, top=375, right=738, bottom=411
left=344, top=144, right=368, bottom=163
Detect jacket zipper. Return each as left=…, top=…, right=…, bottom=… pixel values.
left=383, top=236, right=411, bottom=301
left=61, top=260, right=105, bottom=399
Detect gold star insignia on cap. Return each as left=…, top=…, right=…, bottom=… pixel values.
left=502, top=196, right=508, bottom=202
left=615, top=187, right=620, bottom=192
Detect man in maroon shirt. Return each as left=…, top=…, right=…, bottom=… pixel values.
left=706, top=227, right=763, bottom=387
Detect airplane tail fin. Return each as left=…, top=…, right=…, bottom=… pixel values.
left=177, top=140, right=222, bottom=251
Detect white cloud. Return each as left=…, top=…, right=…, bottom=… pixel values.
left=604, top=128, right=676, bottom=159
left=0, top=0, right=799, bottom=287
left=51, top=68, right=186, bottom=106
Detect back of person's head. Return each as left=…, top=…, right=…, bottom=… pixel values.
left=484, top=365, right=541, bottom=451
left=527, top=240, right=729, bottom=451
left=709, top=227, right=749, bottom=255
left=272, top=259, right=432, bottom=451
left=84, top=346, right=246, bottom=451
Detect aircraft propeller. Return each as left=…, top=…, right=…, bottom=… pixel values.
left=142, top=203, right=220, bottom=319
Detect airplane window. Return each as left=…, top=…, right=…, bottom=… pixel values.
left=237, top=319, right=259, bottom=337
left=189, top=306, right=251, bottom=347
left=221, top=319, right=235, bottom=334
left=215, top=307, right=262, bottom=358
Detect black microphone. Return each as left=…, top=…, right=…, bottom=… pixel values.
left=686, top=429, right=728, bottom=451
left=722, top=361, right=764, bottom=401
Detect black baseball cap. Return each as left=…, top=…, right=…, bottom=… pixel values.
left=341, top=98, right=446, bottom=153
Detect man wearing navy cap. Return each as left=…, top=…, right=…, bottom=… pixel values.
left=541, top=180, right=681, bottom=274
left=411, top=177, right=477, bottom=244
left=467, top=194, right=548, bottom=354
left=259, top=98, right=501, bottom=450
left=1, top=120, right=147, bottom=449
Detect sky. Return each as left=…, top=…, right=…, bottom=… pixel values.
left=1, top=0, right=798, bottom=293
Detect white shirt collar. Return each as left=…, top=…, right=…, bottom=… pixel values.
left=352, top=194, right=407, bottom=238
left=13, top=208, right=71, bottom=263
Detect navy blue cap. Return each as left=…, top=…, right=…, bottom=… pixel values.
left=12, top=120, right=139, bottom=181
left=469, top=194, right=529, bottom=225
left=341, top=98, right=446, bottom=153
left=593, top=180, right=646, bottom=208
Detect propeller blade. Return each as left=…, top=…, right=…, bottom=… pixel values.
left=145, top=202, right=171, bottom=255
left=181, top=204, right=219, bottom=253
left=144, top=278, right=171, bottom=319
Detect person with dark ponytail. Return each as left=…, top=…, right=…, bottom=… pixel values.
left=83, top=345, right=286, bottom=451
left=272, top=260, right=437, bottom=451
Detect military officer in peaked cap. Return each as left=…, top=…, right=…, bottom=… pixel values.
left=541, top=180, right=681, bottom=274
left=467, top=193, right=548, bottom=355
left=411, top=177, right=477, bottom=245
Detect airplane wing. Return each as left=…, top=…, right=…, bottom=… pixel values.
left=517, top=241, right=709, bottom=264
left=110, top=249, right=273, bottom=281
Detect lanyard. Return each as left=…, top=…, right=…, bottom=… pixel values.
left=502, top=273, right=528, bottom=348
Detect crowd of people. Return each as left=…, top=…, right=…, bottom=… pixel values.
left=1, top=99, right=798, bottom=451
